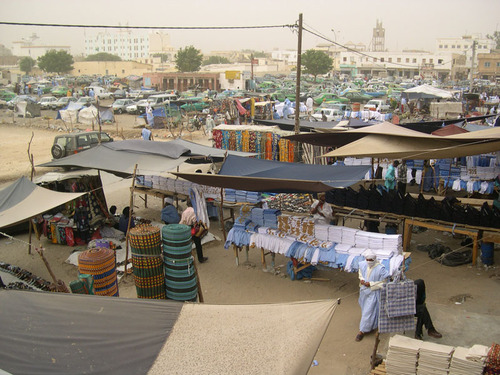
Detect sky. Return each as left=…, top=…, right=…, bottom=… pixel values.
left=1, top=0, right=499, bottom=56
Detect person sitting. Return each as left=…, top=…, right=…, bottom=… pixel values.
left=414, top=279, right=442, bottom=340
left=161, top=197, right=180, bottom=225
left=118, top=206, right=135, bottom=234
left=310, top=192, right=335, bottom=225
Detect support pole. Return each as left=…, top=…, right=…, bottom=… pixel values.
left=124, top=164, right=138, bottom=277
left=293, top=13, right=303, bottom=162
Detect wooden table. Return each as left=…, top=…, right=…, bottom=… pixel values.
left=132, top=186, right=187, bottom=208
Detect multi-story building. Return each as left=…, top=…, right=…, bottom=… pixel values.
left=84, top=31, right=174, bottom=61
left=477, top=51, right=500, bottom=82
left=11, top=33, right=71, bottom=59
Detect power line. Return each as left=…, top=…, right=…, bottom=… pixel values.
left=0, top=21, right=295, bottom=31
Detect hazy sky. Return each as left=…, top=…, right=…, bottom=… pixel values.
left=1, top=0, right=499, bottom=55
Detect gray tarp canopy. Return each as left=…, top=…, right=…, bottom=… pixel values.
left=402, top=84, right=454, bottom=100
left=0, top=289, right=337, bottom=375
left=0, top=177, right=84, bottom=228
left=174, top=154, right=371, bottom=193
left=38, top=139, right=256, bottom=177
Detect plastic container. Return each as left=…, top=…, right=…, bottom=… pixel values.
left=480, top=242, right=494, bottom=265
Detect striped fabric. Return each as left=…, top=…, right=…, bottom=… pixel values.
left=386, top=281, right=416, bottom=318
left=378, top=284, right=415, bottom=334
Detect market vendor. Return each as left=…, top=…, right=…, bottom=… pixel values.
left=310, top=192, right=335, bottom=225
left=161, top=198, right=180, bottom=225
left=118, top=206, right=135, bottom=234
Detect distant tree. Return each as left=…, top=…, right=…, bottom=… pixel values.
left=19, top=56, right=36, bottom=75
left=175, top=46, right=203, bottom=72
left=301, top=50, right=333, bottom=82
left=37, top=50, right=74, bottom=74
left=486, top=31, right=500, bottom=49
left=202, top=56, right=231, bottom=65
left=85, top=52, right=121, bottom=61
left=242, top=50, right=269, bottom=58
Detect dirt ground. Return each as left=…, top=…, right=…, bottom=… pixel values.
left=0, top=106, right=499, bottom=375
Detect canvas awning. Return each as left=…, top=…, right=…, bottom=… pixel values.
left=174, top=154, right=371, bottom=193
left=38, top=140, right=256, bottom=177
left=0, top=177, right=85, bottom=228
left=402, top=84, right=454, bottom=100
left=431, top=124, right=468, bottom=136
left=0, top=289, right=337, bottom=375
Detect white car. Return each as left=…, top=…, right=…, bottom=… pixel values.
left=126, top=99, right=148, bottom=114
left=363, top=99, right=390, bottom=112
left=312, top=108, right=343, bottom=121
left=38, top=96, right=58, bottom=110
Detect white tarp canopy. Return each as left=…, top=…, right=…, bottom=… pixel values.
left=403, top=84, right=454, bottom=100
left=0, top=177, right=85, bottom=228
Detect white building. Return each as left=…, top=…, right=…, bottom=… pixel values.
left=271, top=49, right=298, bottom=64
left=436, top=34, right=495, bottom=68
left=84, top=31, right=175, bottom=61
left=11, top=34, right=71, bottom=59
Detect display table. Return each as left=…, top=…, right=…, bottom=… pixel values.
left=133, top=186, right=188, bottom=208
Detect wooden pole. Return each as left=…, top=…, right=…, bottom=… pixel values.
left=35, top=245, right=70, bottom=293
left=191, top=249, right=204, bottom=302
left=27, top=132, right=35, bottom=254
left=371, top=332, right=381, bottom=369
left=293, top=13, right=303, bottom=162
left=124, top=164, right=138, bottom=277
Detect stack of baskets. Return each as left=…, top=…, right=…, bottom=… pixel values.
left=162, top=224, right=198, bottom=301
left=129, top=224, right=166, bottom=299
left=78, top=247, right=119, bottom=297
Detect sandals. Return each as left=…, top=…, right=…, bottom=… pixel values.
left=355, top=332, right=364, bottom=342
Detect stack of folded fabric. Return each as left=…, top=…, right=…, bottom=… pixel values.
left=417, top=341, right=454, bottom=375
left=143, top=175, right=153, bottom=188
left=386, top=335, right=420, bottom=375
left=224, top=188, right=236, bottom=203
left=263, top=209, right=281, bottom=229
left=449, top=346, right=487, bottom=375
left=354, top=231, right=370, bottom=248
left=384, top=234, right=403, bottom=253
left=374, top=248, right=395, bottom=261
left=301, top=218, right=315, bottom=237
left=251, top=208, right=264, bottom=227
left=328, top=226, right=343, bottom=243
left=368, top=233, right=386, bottom=250
left=277, top=215, right=290, bottom=234
left=289, top=216, right=303, bottom=236
left=235, top=190, right=247, bottom=203
left=152, top=175, right=161, bottom=189
left=314, top=224, right=330, bottom=241
left=166, top=178, right=176, bottom=192
left=341, top=227, right=358, bottom=246
left=246, top=191, right=261, bottom=204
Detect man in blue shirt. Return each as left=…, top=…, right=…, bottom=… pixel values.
left=161, top=198, right=180, bottom=224
left=141, top=125, right=153, bottom=141
left=118, top=206, right=135, bottom=234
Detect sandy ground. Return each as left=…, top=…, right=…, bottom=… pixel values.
left=0, top=105, right=500, bottom=374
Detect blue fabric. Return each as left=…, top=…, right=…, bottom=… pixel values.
left=384, top=164, right=396, bottom=190
left=118, top=215, right=135, bottom=233
left=161, top=205, right=180, bottom=224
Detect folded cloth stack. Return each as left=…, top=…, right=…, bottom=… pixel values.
left=251, top=207, right=264, bottom=226
left=328, top=226, right=343, bottom=243
left=246, top=191, right=261, bottom=204
left=417, top=340, right=455, bottom=375
left=449, top=346, right=488, bottom=375
left=225, top=188, right=236, bottom=203
left=235, top=190, right=247, bottom=203
left=263, top=209, right=281, bottom=229
left=386, top=335, right=420, bottom=375
left=341, top=227, right=357, bottom=246
left=314, top=224, right=330, bottom=241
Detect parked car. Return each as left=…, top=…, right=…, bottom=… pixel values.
left=126, top=99, right=146, bottom=114
left=363, top=99, right=391, bottom=112
left=112, top=99, right=135, bottom=114
left=38, top=96, right=58, bottom=110
left=87, top=86, right=114, bottom=100
left=312, top=108, right=343, bottom=121
left=7, top=95, right=37, bottom=109
left=136, top=93, right=179, bottom=113
left=319, top=102, right=352, bottom=112
left=75, top=96, right=95, bottom=107
left=51, top=86, right=70, bottom=97
left=112, top=89, right=127, bottom=99
left=179, top=99, right=210, bottom=113
left=0, top=89, right=16, bottom=101
left=51, top=131, right=113, bottom=159
left=340, top=91, right=372, bottom=103
left=51, top=96, right=77, bottom=110
left=313, top=93, right=348, bottom=105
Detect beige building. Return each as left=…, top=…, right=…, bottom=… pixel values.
left=72, top=61, right=153, bottom=78
left=477, top=51, right=500, bottom=82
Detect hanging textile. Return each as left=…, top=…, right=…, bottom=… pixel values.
left=221, top=130, right=229, bottom=150
left=265, top=132, right=272, bottom=160
left=242, top=130, right=250, bottom=152
left=248, top=131, right=257, bottom=153
left=228, top=130, right=236, bottom=151
left=235, top=130, right=243, bottom=151
left=272, top=133, right=280, bottom=161
left=386, top=280, right=416, bottom=318
left=378, top=283, right=415, bottom=334
left=212, top=129, right=222, bottom=149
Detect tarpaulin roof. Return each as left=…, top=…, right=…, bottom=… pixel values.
left=0, top=289, right=337, bottom=375
left=34, top=169, right=99, bottom=184
left=0, top=177, right=85, bottom=228
left=402, top=84, right=454, bottom=100
left=38, top=140, right=256, bottom=177
left=431, top=124, right=469, bottom=136
left=174, top=154, right=371, bottom=193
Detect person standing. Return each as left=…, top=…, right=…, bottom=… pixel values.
left=356, top=250, right=390, bottom=342
left=141, top=125, right=153, bottom=141
left=146, top=102, right=154, bottom=127
left=414, top=279, right=442, bottom=340
left=310, top=192, right=335, bottom=225
left=321, top=110, right=327, bottom=122
left=385, top=160, right=399, bottom=190
left=180, top=201, right=208, bottom=263
left=161, top=198, right=180, bottom=224
left=306, top=96, right=314, bottom=118
left=205, top=114, right=215, bottom=139
left=397, top=160, right=408, bottom=195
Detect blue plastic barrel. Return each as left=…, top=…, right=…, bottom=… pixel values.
left=481, top=242, right=494, bottom=265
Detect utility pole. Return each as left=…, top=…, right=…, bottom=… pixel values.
left=469, top=40, right=477, bottom=89
left=293, top=13, right=303, bottom=162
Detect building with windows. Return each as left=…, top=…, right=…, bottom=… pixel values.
left=477, top=51, right=500, bottom=82
left=84, top=31, right=174, bottom=61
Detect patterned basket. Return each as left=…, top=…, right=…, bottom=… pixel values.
left=78, top=248, right=119, bottom=297
left=129, top=224, right=162, bottom=255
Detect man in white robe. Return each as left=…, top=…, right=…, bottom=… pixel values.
left=356, top=250, right=390, bottom=341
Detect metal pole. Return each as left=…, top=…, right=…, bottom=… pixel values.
left=293, top=13, right=303, bottom=162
